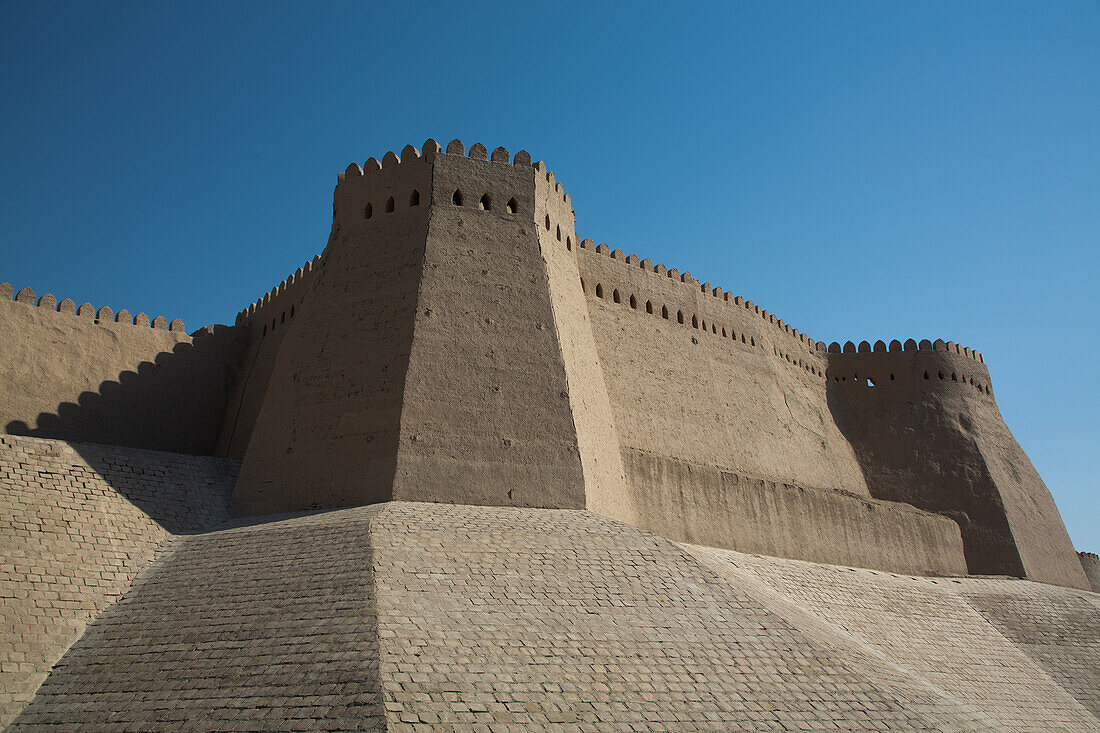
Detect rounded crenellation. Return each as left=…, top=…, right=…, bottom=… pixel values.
left=332, top=139, right=572, bottom=249
left=826, top=340, right=994, bottom=396
left=234, top=254, right=323, bottom=339
left=1, top=282, right=184, bottom=331
left=324, top=142, right=994, bottom=394
left=573, top=236, right=829, bottom=376
left=1079, top=551, right=1100, bottom=593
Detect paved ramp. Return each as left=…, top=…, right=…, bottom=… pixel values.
left=8, top=502, right=1099, bottom=731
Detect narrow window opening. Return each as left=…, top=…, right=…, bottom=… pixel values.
left=452, top=190, right=463, bottom=206
left=385, top=196, right=395, bottom=213
left=890, top=374, right=895, bottom=381
left=691, top=315, right=698, bottom=328
left=262, top=324, right=267, bottom=337
left=750, top=337, right=755, bottom=346
left=678, top=311, right=685, bottom=324
left=867, top=377, right=876, bottom=387
left=280, top=312, right=285, bottom=324
left=364, top=203, right=373, bottom=219
left=722, top=327, right=727, bottom=337
left=272, top=318, right=276, bottom=332
left=662, top=306, right=669, bottom=319
left=506, top=198, right=517, bottom=214
left=712, top=324, right=717, bottom=334
left=952, top=372, right=958, bottom=381
left=938, top=371, right=945, bottom=380
left=985, top=385, right=990, bottom=394
left=290, top=305, right=295, bottom=317
left=409, top=190, right=420, bottom=206
left=612, top=289, right=621, bottom=304
left=595, top=284, right=604, bottom=299
left=580, top=278, right=585, bottom=293
left=629, top=295, right=637, bottom=309
left=646, top=300, right=653, bottom=314
left=566, top=236, right=572, bottom=251
left=924, top=372, right=930, bottom=380
left=556, top=225, right=562, bottom=242
left=480, top=193, right=492, bottom=211
left=545, top=215, right=551, bottom=230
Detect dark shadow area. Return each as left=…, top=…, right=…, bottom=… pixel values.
left=826, top=382, right=1026, bottom=578
left=7, top=325, right=247, bottom=457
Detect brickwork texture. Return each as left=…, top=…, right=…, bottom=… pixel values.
left=0, top=435, right=237, bottom=726
left=8, top=502, right=1098, bottom=731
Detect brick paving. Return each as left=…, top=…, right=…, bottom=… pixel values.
left=0, top=435, right=237, bottom=726
left=5, top=500, right=1098, bottom=731
left=687, top=544, right=1099, bottom=732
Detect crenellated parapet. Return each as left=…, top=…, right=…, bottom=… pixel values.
left=826, top=338, right=993, bottom=397
left=0, top=282, right=185, bottom=332
left=234, top=254, right=323, bottom=338
left=573, top=239, right=831, bottom=379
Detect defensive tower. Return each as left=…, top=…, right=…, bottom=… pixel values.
left=228, top=140, right=634, bottom=522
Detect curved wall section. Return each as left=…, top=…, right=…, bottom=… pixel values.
left=827, top=347, right=1088, bottom=589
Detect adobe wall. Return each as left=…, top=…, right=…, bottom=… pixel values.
left=1080, top=552, right=1100, bottom=593
left=536, top=164, right=635, bottom=524
left=828, top=341, right=1089, bottom=590
left=625, top=449, right=967, bottom=576
left=0, top=434, right=238, bottom=728
left=391, top=143, right=588, bottom=508
left=229, top=148, right=432, bottom=515
left=215, top=254, right=323, bottom=459
left=575, top=244, right=870, bottom=495
left=0, top=284, right=242, bottom=456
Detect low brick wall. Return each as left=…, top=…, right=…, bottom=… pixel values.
left=624, top=449, right=968, bottom=577
left=0, top=435, right=238, bottom=727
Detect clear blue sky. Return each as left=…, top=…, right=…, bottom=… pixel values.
left=2, top=3, right=1097, bottom=551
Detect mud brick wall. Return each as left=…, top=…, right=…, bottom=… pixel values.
left=0, top=435, right=238, bottom=727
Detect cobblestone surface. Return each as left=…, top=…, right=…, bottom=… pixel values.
left=8, top=506, right=387, bottom=732
left=0, top=435, right=237, bottom=727
left=370, top=503, right=973, bottom=732
left=7, top=500, right=1099, bottom=731
left=687, top=544, right=1099, bottom=732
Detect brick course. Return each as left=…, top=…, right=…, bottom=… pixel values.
left=0, top=435, right=237, bottom=726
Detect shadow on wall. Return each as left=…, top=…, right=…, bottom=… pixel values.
left=6, top=325, right=245, bottom=459
left=825, top=381, right=1025, bottom=578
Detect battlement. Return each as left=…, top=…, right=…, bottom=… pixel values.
left=1, top=139, right=1087, bottom=598
left=234, top=254, right=323, bottom=335
left=0, top=282, right=185, bottom=332
left=575, top=237, right=829, bottom=357
left=826, top=339, right=993, bottom=396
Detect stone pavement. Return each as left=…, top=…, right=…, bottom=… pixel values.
left=0, top=435, right=237, bottom=726
left=7, top=501, right=1099, bottom=731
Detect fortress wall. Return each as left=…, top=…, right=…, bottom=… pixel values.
left=536, top=165, right=635, bottom=523
left=0, top=434, right=237, bottom=727
left=828, top=345, right=1089, bottom=589
left=1081, top=553, right=1100, bottom=593
left=215, top=254, right=323, bottom=459
left=575, top=245, right=870, bottom=496
left=230, top=149, right=433, bottom=514
left=625, top=449, right=966, bottom=576
left=0, top=285, right=241, bottom=456
left=391, top=144, right=587, bottom=508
